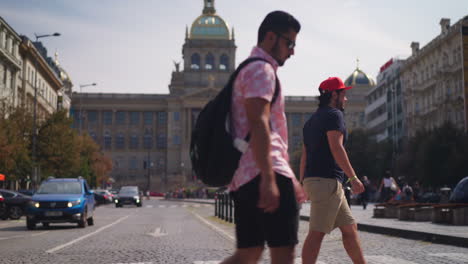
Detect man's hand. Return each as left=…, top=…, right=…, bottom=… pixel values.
left=351, top=178, right=365, bottom=195
left=257, top=172, right=280, bottom=213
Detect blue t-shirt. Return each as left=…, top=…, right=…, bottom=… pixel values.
left=303, top=106, right=347, bottom=182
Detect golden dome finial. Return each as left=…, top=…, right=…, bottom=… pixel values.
left=356, top=58, right=360, bottom=70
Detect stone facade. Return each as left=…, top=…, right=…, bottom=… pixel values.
left=402, top=17, right=468, bottom=138
left=0, top=17, right=22, bottom=112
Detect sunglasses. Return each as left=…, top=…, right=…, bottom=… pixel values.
left=275, top=32, right=296, bottom=49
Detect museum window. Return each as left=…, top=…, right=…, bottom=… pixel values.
left=143, top=111, right=153, bottom=125
left=157, top=111, right=167, bottom=126
left=173, top=111, right=180, bottom=122
left=130, top=134, right=139, bottom=149
left=144, top=134, right=153, bottom=149
left=104, top=133, right=112, bottom=150
left=205, top=53, right=214, bottom=70
left=116, top=111, right=126, bottom=125
left=219, top=54, right=229, bottom=70
left=103, top=111, right=112, bottom=125
left=88, top=111, right=98, bottom=123
left=116, top=133, right=125, bottom=149
left=191, top=53, right=200, bottom=69
left=157, top=134, right=167, bottom=149
left=130, top=111, right=140, bottom=126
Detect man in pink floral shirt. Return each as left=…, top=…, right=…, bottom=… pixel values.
left=221, top=11, right=303, bottom=264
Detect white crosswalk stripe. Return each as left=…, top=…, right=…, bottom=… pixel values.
left=365, top=255, right=418, bottom=264
left=429, top=253, right=468, bottom=262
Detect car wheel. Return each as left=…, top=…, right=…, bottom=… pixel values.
left=42, top=222, right=50, bottom=228
left=78, top=211, right=87, bottom=228
left=8, top=206, right=23, bottom=220
left=87, top=216, right=94, bottom=226
left=0, top=207, right=7, bottom=220
left=137, top=203, right=142, bottom=207
left=26, top=218, right=36, bottom=230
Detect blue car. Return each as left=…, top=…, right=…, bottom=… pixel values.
left=26, top=177, right=95, bottom=229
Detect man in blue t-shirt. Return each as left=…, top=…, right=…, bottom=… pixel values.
left=300, top=77, right=366, bottom=264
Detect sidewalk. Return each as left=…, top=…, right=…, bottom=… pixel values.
left=166, top=198, right=468, bottom=248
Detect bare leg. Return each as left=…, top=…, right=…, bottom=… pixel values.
left=339, top=224, right=366, bottom=264
left=220, top=247, right=263, bottom=264
left=270, top=246, right=295, bottom=264
left=302, top=230, right=325, bottom=264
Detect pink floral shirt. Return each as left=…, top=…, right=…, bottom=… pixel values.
left=228, top=47, right=305, bottom=202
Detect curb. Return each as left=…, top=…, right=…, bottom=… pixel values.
left=300, top=215, right=468, bottom=248
left=170, top=199, right=468, bottom=248
left=163, top=198, right=214, bottom=205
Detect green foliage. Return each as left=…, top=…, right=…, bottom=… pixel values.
left=398, top=123, right=468, bottom=188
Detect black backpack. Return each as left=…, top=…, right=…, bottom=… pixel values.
left=190, top=57, right=279, bottom=187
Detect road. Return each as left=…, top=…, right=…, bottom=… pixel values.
left=0, top=198, right=467, bottom=263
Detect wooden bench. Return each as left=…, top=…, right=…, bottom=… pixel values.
left=432, top=203, right=468, bottom=225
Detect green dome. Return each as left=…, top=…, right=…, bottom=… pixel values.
left=190, top=14, right=230, bottom=40
left=345, top=68, right=375, bottom=86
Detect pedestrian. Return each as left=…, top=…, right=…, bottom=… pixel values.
left=402, top=182, right=413, bottom=202
left=300, top=77, right=366, bottom=264
left=220, top=10, right=305, bottom=264
left=360, top=176, right=371, bottom=209
left=378, top=170, right=398, bottom=202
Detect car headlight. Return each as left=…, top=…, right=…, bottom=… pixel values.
left=133, top=196, right=139, bottom=200
left=114, top=199, right=119, bottom=203
left=67, top=199, right=81, bottom=208
left=29, top=201, right=40, bottom=208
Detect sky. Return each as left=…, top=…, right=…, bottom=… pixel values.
left=1, top=0, right=467, bottom=96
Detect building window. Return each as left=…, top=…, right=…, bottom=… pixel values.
left=219, top=54, right=229, bottom=70
left=89, top=132, right=98, bottom=143
left=130, top=134, right=139, bottom=149
left=173, top=135, right=181, bottom=145
left=144, top=134, right=153, bottom=149
left=173, top=111, right=180, bottom=122
left=157, top=134, right=167, bottom=149
left=291, top=113, right=302, bottom=127
left=116, top=111, right=126, bottom=125
left=116, top=133, right=125, bottom=149
left=104, top=133, right=112, bottom=149
left=129, top=157, right=137, bottom=170
left=205, top=53, right=214, bottom=70
left=103, top=111, right=112, bottom=125
left=157, top=111, right=167, bottom=126
left=88, top=111, right=98, bottom=123
left=130, top=111, right=140, bottom=125
left=143, top=111, right=153, bottom=125
left=191, top=53, right=200, bottom=69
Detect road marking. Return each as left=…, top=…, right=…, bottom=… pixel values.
left=169, top=205, right=177, bottom=208
left=0, top=231, right=49, bottom=241
left=429, top=253, right=468, bottom=262
left=149, top=227, right=168, bottom=238
left=193, top=261, right=220, bottom=264
left=145, top=205, right=153, bottom=208
left=189, top=210, right=235, bottom=242
left=158, top=205, right=165, bottom=208
left=46, top=215, right=130, bottom=253
left=365, top=255, right=418, bottom=264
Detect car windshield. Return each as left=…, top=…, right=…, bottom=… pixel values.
left=119, top=189, right=138, bottom=195
left=36, top=182, right=82, bottom=194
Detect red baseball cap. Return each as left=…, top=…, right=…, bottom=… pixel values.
left=318, top=77, right=352, bottom=94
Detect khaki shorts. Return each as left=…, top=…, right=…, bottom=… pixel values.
left=303, top=177, right=355, bottom=234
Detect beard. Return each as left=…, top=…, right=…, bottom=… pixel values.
left=272, top=39, right=285, bottom=66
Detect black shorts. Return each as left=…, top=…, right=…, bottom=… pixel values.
left=230, top=174, right=299, bottom=248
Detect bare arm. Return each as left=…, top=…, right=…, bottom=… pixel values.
left=299, top=144, right=306, bottom=183
left=327, top=130, right=364, bottom=194
left=245, top=97, right=278, bottom=212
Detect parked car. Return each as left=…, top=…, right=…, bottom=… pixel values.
left=150, top=191, right=165, bottom=197
left=0, top=189, right=32, bottom=220
left=450, top=176, right=468, bottom=203
left=0, top=193, right=6, bottom=220
left=26, top=177, right=95, bottom=229
left=17, top=189, right=35, bottom=196
left=115, top=186, right=142, bottom=207
left=93, top=189, right=113, bottom=205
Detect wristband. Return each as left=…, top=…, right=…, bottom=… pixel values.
left=347, top=175, right=358, bottom=183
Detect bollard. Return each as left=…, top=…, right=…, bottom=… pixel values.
left=224, top=193, right=229, bottom=221
left=228, top=194, right=233, bottom=223
left=214, top=193, right=218, bottom=217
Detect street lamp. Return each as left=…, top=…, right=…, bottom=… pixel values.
left=32, top=32, right=60, bottom=188
left=78, top=83, right=97, bottom=134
